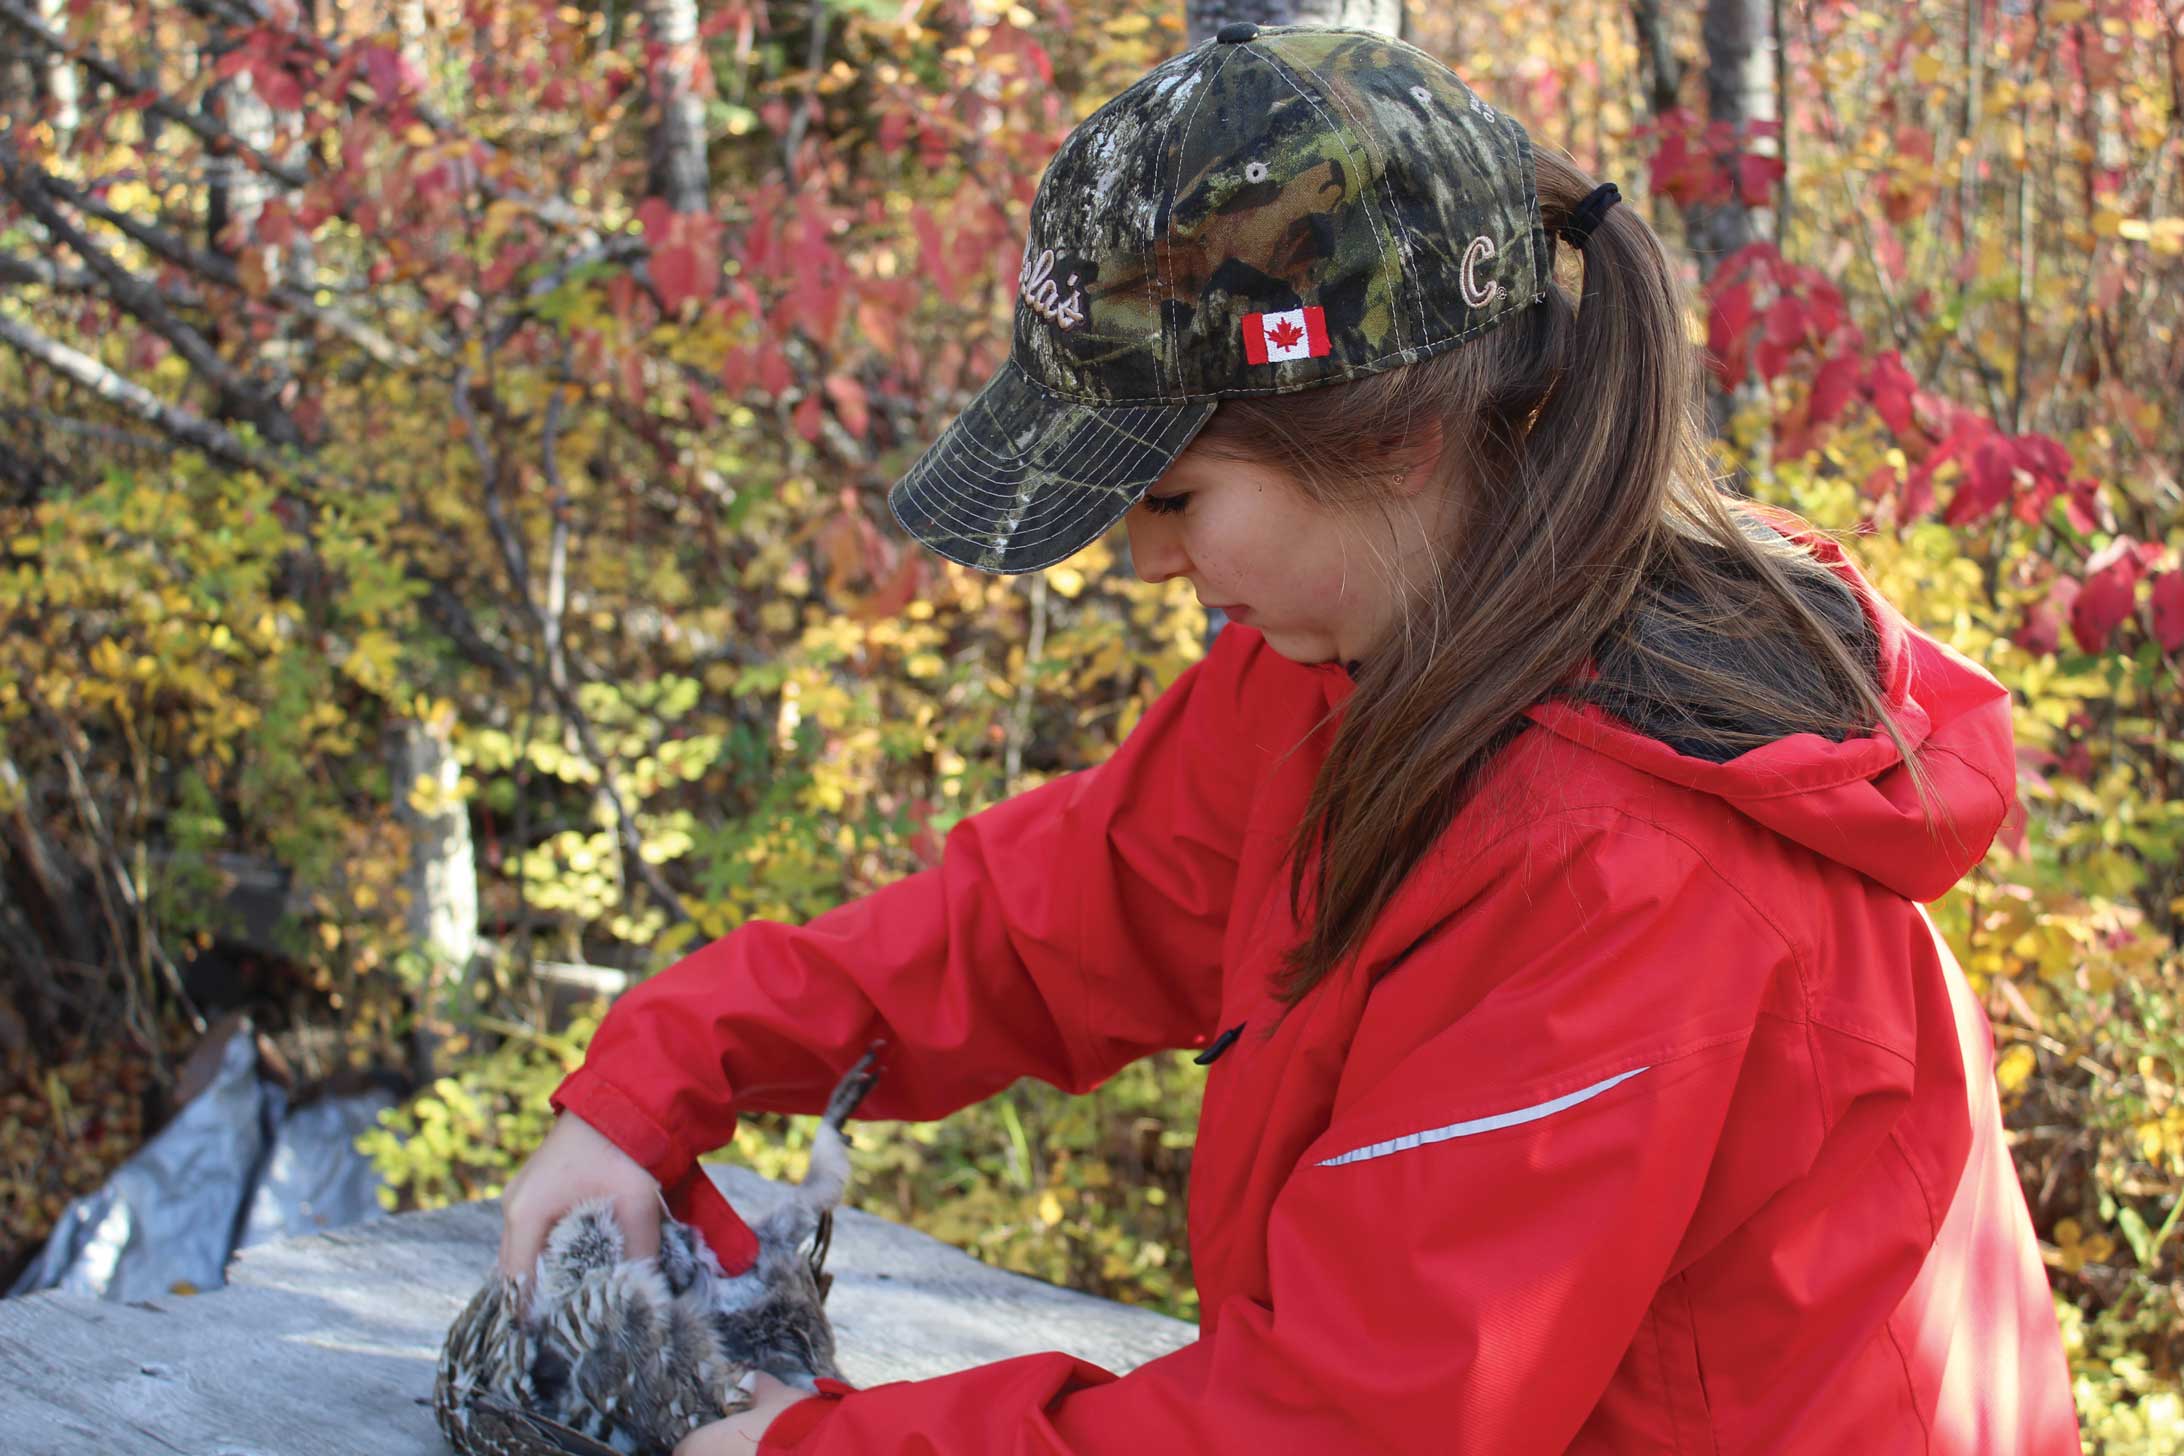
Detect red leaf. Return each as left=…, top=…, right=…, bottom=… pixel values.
left=879, top=110, right=909, bottom=155
left=1763, top=295, right=1806, bottom=348
left=1265, top=317, right=1304, bottom=350
left=721, top=345, right=754, bottom=397
left=757, top=343, right=791, bottom=397
left=2017, top=575, right=2076, bottom=656
left=850, top=549, right=925, bottom=623
left=359, top=42, right=421, bottom=100
left=1736, top=152, right=1785, bottom=208
left=255, top=202, right=294, bottom=248
left=636, top=197, right=677, bottom=247
left=1863, top=351, right=1918, bottom=438
left=652, top=242, right=703, bottom=314
left=1808, top=350, right=1861, bottom=426
left=606, top=271, right=640, bottom=324
left=1942, top=432, right=2014, bottom=526
left=2149, top=571, right=2184, bottom=653
left=2070, top=537, right=2148, bottom=654
left=792, top=393, right=823, bottom=442
left=1705, top=279, right=1754, bottom=388
left=823, top=374, right=869, bottom=438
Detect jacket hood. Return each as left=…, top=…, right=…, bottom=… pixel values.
left=1316, top=511, right=2018, bottom=902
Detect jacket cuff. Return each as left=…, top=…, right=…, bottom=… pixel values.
left=756, top=1380, right=856, bottom=1451
left=548, top=1063, right=689, bottom=1188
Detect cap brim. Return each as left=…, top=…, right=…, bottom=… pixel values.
left=887, top=356, right=1215, bottom=575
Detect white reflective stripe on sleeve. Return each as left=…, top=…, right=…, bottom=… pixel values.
left=1315, top=1065, right=1652, bottom=1168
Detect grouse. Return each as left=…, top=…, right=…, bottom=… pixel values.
left=433, top=1044, right=882, bottom=1456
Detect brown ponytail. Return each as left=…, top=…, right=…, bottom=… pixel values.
left=1184, top=147, right=1942, bottom=1007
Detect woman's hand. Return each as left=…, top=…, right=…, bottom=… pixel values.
left=670, top=1372, right=818, bottom=1453
left=497, top=1110, right=664, bottom=1279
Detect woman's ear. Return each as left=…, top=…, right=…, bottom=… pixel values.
left=1387, top=416, right=1446, bottom=500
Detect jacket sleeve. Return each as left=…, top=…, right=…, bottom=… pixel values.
left=549, top=624, right=1279, bottom=1193
left=756, top=826, right=1808, bottom=1455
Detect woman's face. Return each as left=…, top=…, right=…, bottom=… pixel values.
left=1122, top=437, right=1452, bottom=665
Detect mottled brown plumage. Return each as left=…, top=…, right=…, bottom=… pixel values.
left=433, top=1045, right=881, bottom=1456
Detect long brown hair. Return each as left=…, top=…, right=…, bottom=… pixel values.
left=1186, top=147, right=1942, bottom=1006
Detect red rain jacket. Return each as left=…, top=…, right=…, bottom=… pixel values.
left=550, top=517, right=2078, bottom=1453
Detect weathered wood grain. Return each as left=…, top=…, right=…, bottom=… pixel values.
left=0, top=1165, right=1197, bottom=1455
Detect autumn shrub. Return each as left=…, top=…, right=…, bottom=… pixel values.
left=2, top=2, right=2179, bottom=1447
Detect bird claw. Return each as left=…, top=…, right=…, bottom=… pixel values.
left=820, top=1039, right=886, bottom=1130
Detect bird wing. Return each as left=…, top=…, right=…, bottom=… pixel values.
left=468, top=1396, right=632, bottom=1456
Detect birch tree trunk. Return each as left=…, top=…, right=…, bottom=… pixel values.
left=645, top=0, right=709, bottom=212
left=1630, top=0, right=1781, bottom=451
left=34, top=0, right=76, bottom=146
left=389, top=712, right=479, bottom=1084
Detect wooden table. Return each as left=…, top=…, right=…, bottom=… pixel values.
left=0, top=1165, right=1197, bottom=1455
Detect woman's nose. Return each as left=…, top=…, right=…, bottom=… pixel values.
left=1124, top=509, right=1188, bottom=584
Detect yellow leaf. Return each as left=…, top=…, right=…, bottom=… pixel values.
left=1911, top=53, right=1945, bottom=84
left=1037, top=1191, right=1064, bottom=1226
left=1996, top=1043, right=2036, bottom=1095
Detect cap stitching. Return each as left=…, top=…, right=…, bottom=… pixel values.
left=936, top=405, right=1201, bottom=557
left=939, top=408, right=1200, bottom=559
left=894, top=375, right=1214, bottom=557
left=901, top=402, right=1151, bottom=524
left=953, top=373, right=1194, bottom=480
left=1248, top=42, right=1410, bottom=357
left=1282, top=40, right=1431, bottom=347
left=1166, top=43, right=1244, bottom=400
left=913, top=399, right=1163, bottom=503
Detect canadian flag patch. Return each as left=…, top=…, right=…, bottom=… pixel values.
left=1241, top=306, right=1330, bottom=365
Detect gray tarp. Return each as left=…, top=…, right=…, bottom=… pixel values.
left=8, top=1017, right=395, bottom=1301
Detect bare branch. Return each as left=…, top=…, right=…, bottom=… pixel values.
left=0, top=249, right=206, bottom=307
left=453, top=363, right=692, bottom=926
left=0, top=0, right=308, bottom=189
left=30, top=165, right=432, bottom=368
left=0, top=308, right=270, bottom=470
left=0, top=403, right=174, bottom=455
left=2, top=139, right=299, bottom=447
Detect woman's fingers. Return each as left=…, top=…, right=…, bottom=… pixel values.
left=615, top=1189, right=662, bottom=1261
left=669, top=1373, right=813, bottom=1453
left=495, top=1111, right=663, bottom=1278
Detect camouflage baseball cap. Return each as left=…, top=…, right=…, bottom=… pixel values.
left=886, top=22, right=1552, bottom=574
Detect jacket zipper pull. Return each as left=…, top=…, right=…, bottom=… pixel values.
left=1194, top=1023, right=1246, bottom=1065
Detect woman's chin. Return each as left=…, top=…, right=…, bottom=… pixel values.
left=1257, top=628, right=1336, bottom=667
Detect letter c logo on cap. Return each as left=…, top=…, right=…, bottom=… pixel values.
left=1461, top=235, right=1502, bottom=308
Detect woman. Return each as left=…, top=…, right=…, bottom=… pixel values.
left=498, top=23, right=2078, bottom=1453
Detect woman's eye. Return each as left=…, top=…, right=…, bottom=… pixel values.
left=1141, top=493, right=1189, bottom=516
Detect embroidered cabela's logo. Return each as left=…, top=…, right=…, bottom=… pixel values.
left=1019, top=247, right=1086, bottom=332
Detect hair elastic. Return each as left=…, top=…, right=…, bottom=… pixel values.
left=1559, top=183, right=1622, bottom=250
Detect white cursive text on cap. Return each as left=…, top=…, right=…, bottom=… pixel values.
left=1019, top=248, right=1087, bottom=332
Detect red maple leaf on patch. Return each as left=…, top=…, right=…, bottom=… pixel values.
left=1265, top=317, right=1305, bottom=350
